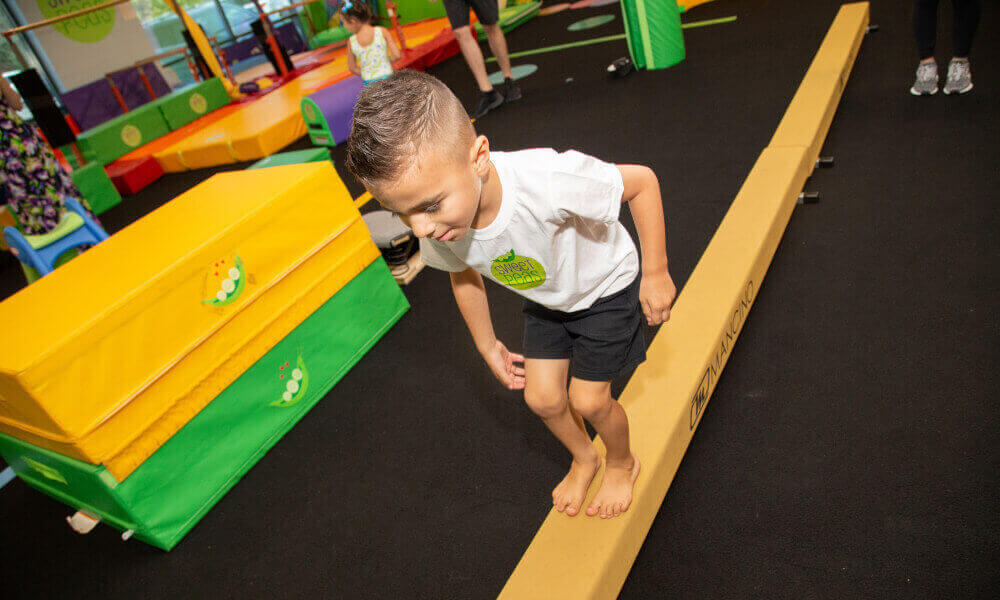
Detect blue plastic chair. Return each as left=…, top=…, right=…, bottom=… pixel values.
left=3, top=198, right=109, bottom=282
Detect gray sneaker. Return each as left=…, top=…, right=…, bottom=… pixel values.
left=943, top=59, right=973, bottom=95
left=910, top=61, right=938, bottom=96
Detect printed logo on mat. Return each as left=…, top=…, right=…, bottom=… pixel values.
left=203, top=255, right=249, bottom=307
left=490, top=249, right=547, bottom=291
left=23, top=457, right=68, bottom=485
left=271, top=355, right=309, bottom=408
left=189, top=93, right=208, bottom=114
left=120, top=124, right=142, bottom=148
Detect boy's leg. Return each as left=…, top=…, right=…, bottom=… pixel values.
left=568, top=378, right=640, bottom=519
left=524, top=358, right=601, bottom=517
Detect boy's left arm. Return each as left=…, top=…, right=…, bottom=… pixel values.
left=618, top=165, right=677, bottom=326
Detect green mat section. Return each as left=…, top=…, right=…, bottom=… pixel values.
left=0, top=258, right=409, bottom=550
left=149, top=78, right=231, bottom=131
left=308, top=26, right=351, bottom=50
left=249, top=147, right=331, bottom=169
left=376, top=0, right=446, bottom=26
left=621, top=0, right=685, bottom=70
left=476, top=2, right=541, bottom=40
left=70, top=163, right=122, bottom=215
left=76, top=103, right=171, bottom=166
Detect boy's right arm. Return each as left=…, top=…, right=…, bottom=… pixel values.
left=450, top=268, right=526, bottom=390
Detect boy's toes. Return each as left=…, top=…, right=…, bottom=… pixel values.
left=566, top=498, right=584, bottom=516
left=586, top=501, right=601, bottom=517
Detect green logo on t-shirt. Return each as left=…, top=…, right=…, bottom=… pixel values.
left=491, top=249, right=546, bottom=290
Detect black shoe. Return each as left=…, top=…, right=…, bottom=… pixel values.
left=503, top=77, right=522, bottom=102
left=471, top=88, right=504, bottom=119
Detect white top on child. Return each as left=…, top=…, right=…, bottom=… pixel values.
left=420, top=149, right=640, bottom=313
left=349, top=27, right=394, bottom=82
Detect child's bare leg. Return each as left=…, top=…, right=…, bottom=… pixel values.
left=524, top=359, right=601, bottom=516
left=568, top=378, right=640, bottom=519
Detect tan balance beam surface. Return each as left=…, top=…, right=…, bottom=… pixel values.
left=770, top=2, right=869, bottom=166
left=500, top=3, right=869, bottom=598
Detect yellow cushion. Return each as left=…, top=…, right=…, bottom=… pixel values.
left=0, top=163, right=378, bottom=478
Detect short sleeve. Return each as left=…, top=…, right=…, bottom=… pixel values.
left=419, top=237, right=469, bottom=272
left=548, top=150, right=625, bottom=224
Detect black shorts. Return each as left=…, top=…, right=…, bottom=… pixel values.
left=523, top=276, right=646, bottom=382
left=442, top=0, right=499, bottom=30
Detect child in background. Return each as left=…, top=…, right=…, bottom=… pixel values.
left=340, top=1, right=401, bottom=85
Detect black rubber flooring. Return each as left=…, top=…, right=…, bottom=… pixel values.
left=1, top=1, right=998, bottom=597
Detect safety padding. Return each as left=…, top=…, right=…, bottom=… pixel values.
left=475, top=2, right=542, bottom=40
left=76, top=102, right=172, bottom=166
left=620, top=0, right=685, bottom=70
left=70, top=163, right=122, bottom=215
left=770, top=2, right=868, bottom=166
left=249, top=147, right=331, bottom=169
left=0, top=258, right=409, bottom=550
left=149, top=78, right=231, bottom=131
left=0, top=163, right=380, bottom=479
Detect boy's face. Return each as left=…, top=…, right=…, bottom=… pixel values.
left=374, top=136, right=489, bottom=243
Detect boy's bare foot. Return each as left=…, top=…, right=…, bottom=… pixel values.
left=586, top=453, right=640, bottom=519
left=552, top=454, right=601, bottom=516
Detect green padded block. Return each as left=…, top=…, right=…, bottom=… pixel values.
left=620, top=0, right=685, bottom=70
left=308, top=26, right=351, bottom=49
left=301, top=1, right=328, bottom=37
left=76, top=104, right=171, bottom=166
left=0, top=258, right=409, bottom=550
left=376, top=0, right=446, bottom=26
left=149, top=78, right=231, bottom=131
left=476, top=2, right=541, bottom=40
left=248, top=147, right=331, bottom=169
left=70, top=163, right=122, bottom=215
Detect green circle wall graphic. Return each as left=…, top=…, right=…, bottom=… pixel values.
left=38, top=0, right=116, bottom=44
left=120, top=124, right=141, bottom=147
left=190, top=93, right=208, bottom=114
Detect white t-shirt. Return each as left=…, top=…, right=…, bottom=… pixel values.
left=419, top=149, right=640, bottom=313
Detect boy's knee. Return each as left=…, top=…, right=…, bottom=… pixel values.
left=524, top=387, right=567, bottom=419
left=453, top=26, right=474, bottom=40
left=568, top=387, right=613, bottom=422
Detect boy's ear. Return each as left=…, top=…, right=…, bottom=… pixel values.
left=471, top=135, right=491, bottom=177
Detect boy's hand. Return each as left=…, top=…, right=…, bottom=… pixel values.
left=483, top=340, right=526, bottom=390
left=640, top=272, right=677, bottom=326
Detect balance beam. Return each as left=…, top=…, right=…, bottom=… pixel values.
left=499, top=3, right=869, bottom=598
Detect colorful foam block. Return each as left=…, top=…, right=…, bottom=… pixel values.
left=149, top=78, right=231, bottom=131
left=76, top=103, right=172, bottom=166
left=248, top=147, right=331, bottom=169
left=70, top=163, right=122, bottom=215
left=301, top=76, right=364, bottom=147
left=621, top=0, right=686, bottom=70
left=475, top=2, right=542, bottom=40
left=0, top=163, right=381, bottom=480
left=308, top=26, right=351, bottom=50
left=105, top=156, right=165, bottom=196
left=0, top=257, right=407, bottom=550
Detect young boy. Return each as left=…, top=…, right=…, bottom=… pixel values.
left=346, top=70, right=675, bottom=519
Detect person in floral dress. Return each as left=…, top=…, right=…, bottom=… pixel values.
left=1, top=74, right=87, bottom=236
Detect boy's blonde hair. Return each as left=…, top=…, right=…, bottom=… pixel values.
left=346, top=70, right=475, bottom=188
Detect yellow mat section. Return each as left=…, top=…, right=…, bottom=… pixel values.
left=499, top=3, right=869, bottom=598
left=155, top=57, right=349, bottom=172
left=0, top=163, right=379, bottom=478
left=154, top=20, right=451, bottom=172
